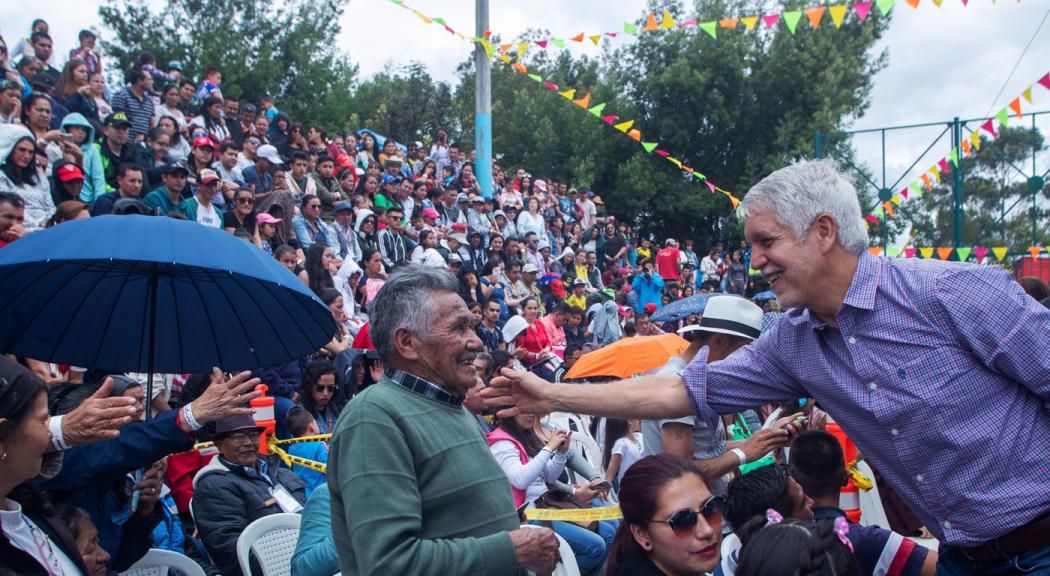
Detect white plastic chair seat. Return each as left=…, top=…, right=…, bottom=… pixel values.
left=236, top=512, right=302, bottom=576
left=855, top=460, right=892, bottom=531
left=521, top=524, right=581, bottom=576
left=119, top=548, right=205, bottom=576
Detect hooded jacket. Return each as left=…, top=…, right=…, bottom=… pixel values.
left=0, top=125, right=54, bottom=230
left=354, top=209, right=379, bottom=254
left=60, top=113, right=106, bottom=202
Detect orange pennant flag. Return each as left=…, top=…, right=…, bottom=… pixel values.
left=499, top=43, right=512, bottom=53
left=643, top=12, right=659, bottom=31
left=867, top=247, right=883, bottom=257
left=723, top=191, right=741, bottom=209
left=806, top=7, right=826, bottom=28
left=1029, top=246, right=1044, bottom=259
left=627, top=128, right=642, bottom=141
left=512, top=63, right=527, bottom=74
left=883, top=201, right=894, bottom=217
left=741, top=16, right=759, bottom=30
left=570, top=32, right=585, bottom=42
left=936, top=247, right=954, bottom=261
left=719, top=18, right=739, bottom=28
left=919, top=247, right=934, bottom=259
left=920, top=174, right=931, bottom=189
left=829, top=4, right=848, bottom=28
left=572, top=93, right=591, bottom=109
left=905, top=0, right=920, bottom=6
left=991, top=247, right=1008, bottom=261
left=1008, top=97, right=1022, bottom=118
left=961, top=139, right=971, bottom=154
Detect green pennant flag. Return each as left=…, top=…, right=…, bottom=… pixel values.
left=551, top=38, right=566, bottom=48
left=641, top=142, right=659, bottom=153
left=692, top=172, right=707, bottom=180
left=527, top=74, right=542, bottom=82
left=699, top=21, right=718, bottom=38
left=949, top=149, right=958, bottom=167
left=624, top=22, right=638, bottom=33
left=909, top=182, right=922, bottom=196
left=783, top=11, right=803, bottom=33
left=888, top=247, right=900, bottom=257
left=587, top=103, right=606, bottom=117
left=995, top=108, right=1009, bottom=127
left=433, top=17, right=446, bottom=25
left=391, top=0, right=404, bottom=4
left=876, top=0, right=895, bottom=14
left=955, top=247, right=972, bottom=261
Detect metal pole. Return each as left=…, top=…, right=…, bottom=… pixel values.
left=814, top=131, right=822, bottom=159
left=951, top=118, right=964, bottom=248
left=475, top=0, right=493, bottom=200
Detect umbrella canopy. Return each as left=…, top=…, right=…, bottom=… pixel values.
left=0, top=215, right=336, bottom=375
left=651, top=292, right=738, bottom=324
left=752, top=290, right=777, bottom=301
left=565, top=334, right=689, bottom=379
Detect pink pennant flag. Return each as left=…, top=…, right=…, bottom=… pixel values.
left=544, top=82, right=559, bottom=90
left=655, top=149, right=670, bottom=157
left=762, top=14, right=781, bottom=28
left=904, top=247, right=916, bottom=258
left=900, top=187, right=908, bottom=199
left=1038, top=73, right=1050, bottom=91
left=705, top=180, right=717, bottom=193
left=536, top=40, right=548, bottom=48
left=605, top=32, right=618, bottom=37
left=938, top=158, right=950, bottom=175
left=974, top=246, right=987, bottom=262
left=865, top=214, right=880, bottom=225
left=679, top=18, right=698, bottom=27
left=600, top=115, right=619, bottom=124
left=853, top=2, right=873, bottom=21
left=980, top=118, right=997, bottom=137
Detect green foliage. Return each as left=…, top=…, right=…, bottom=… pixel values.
left=349, top=62, right=458, bottom=142
left=98, top=0, right=357, bottom=127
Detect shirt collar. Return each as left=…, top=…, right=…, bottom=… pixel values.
left=386, top=368, right=464, bottom=407
left=841, top=250, right=880, bottom=312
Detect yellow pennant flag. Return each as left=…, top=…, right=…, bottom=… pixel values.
left=1023, top=86, right=1033, bottom=103
left=970, top=131, right=981, bottom=151
left=919, top=247, right=934, bottom=259
left=991, top=247, right=1008, bottom=261
left=932, top=0, right=943, bottom=5
left=589, top=35, right=601, bottom=45
left=573, top=93, right=591, bottom=109
left=413, top=10, right=432, bottom=24
left=558, top=88, right=576, bottom=100
left=806, top=6, right=826, bottom=28
left=891, top=195, right=902, bottom=206
left=614, top=120, right=634, bottom=132
left=517, top=42, right=528, bottom=56
left=829, top=5, right=848, bottom=28
left=661, top=10, right=676, bottom=28
left=741, top=16, right=759, bottom=30
left=643, top=12, right=659, bottom=31
left=719, top=18, right=739, bottom=28
left=499, top=53, right=512, bottom=63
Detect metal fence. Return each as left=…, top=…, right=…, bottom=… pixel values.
left=814, top=110, right=1050, bottom=249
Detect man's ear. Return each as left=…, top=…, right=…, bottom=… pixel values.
left=811, top=213, right=839, bottom=254
left=392, top=326, right=420, bottom=361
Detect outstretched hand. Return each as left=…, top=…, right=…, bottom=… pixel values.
left=60, top=377, right=139, bottom=446
left=480, top=367, right=553, bottom=418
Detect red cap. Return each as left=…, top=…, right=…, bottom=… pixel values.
left=192, top=136, right=216, bottom=149
left=55, top=163, right=85, bottom=182
left=644, top=303, right=658, bottom=315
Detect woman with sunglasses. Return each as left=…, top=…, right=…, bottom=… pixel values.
left=607, top=454, right=726, bottom=576
left=223, top=186, right=262, bottom=246
left=299, top=359, right=346, bottom=435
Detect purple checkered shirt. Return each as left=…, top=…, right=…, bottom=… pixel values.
left=680, top=251, right=1050, bottom=546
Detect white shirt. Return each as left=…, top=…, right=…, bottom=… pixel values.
left=195, top=202, right=222, bottom=228
left=579, top=199, right=597, bottom=229
left=1, top=499, right=82, bottom=576
left=611, top=432, right=645, bottom=485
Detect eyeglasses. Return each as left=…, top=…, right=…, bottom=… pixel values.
left=649, top=496, right=726, bottom=538
left=248, top=139, right=261, bottom=145
left=224, top=432, right=260, bottom=444
left=315, top=385, right=337, bottom=393
left=236, top=197, right=254, bottom=205
left=307, top=203, right=321, bottom=209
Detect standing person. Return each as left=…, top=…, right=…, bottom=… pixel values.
left=29, top=32, right=59, bottom=87
left=68, top=29, right=102, bottom=76
left=0, top=125, right=52, bottom=230
left=631, top=260, right=665, bottom=312
left=190, top=96, right=229, bottom=145
left=328, top=266, right=560, bottom=575
left=655, top=239, right=682, bottom=284
left=699, top=247, right=722, bottom=291
left=727, top=250, right=748, bottom=296
left=603, top=418, right=644, bottom=488
left=55, top=59, right=98, bottom=123
left=484, top=160, right=1050, bottom=575
left=111, top=67, right=155, bottom=142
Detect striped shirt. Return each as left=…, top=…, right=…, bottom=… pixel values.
left=680, top=251, right=1050, bottom=546
left=111, top=87, right=155, bottom=140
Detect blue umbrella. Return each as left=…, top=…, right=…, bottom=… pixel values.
left=0, top=215, right=336, bottom=416
left=651, top=292, right=739, bottom=324
left=752, top=290, right=777, bottom=301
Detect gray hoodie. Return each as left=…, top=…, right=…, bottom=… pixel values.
left=0, top=124, right=54, bottom=230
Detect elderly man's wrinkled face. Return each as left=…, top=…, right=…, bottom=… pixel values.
left=409, top=292, right=483, bottom=395
left=745, top=209, right=820, bottom=310
left=217, top=430, right=261, bottom=468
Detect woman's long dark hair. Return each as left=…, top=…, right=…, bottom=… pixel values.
left=736, top=518, right=859, bottom=576
left=2, top=136, right=39, bottom=187
left=492, top=413, right=546, bottom=458
left=353, top=173, right=378, bottom=200
left=199, top=95, right=224, bottom=132
left=300, top=359, right=344, bottom=417
left=606, top=454, right=703, bottom=575
left=304, top=243, right=335, bottom=295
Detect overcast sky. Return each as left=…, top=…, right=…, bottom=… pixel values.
left=2, top=0, right=1047, bottom=191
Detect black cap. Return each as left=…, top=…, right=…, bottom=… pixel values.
left=104, top=112, right=131, bottom=128
left=161, top=161, right=189, bottom=176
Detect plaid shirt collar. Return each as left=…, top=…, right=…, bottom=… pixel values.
left=386, top=368, right=464, bottom=407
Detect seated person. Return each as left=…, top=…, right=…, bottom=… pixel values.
left=191, top=414, right=307, bottom=576
left=285, top=406, right=329, bottom=496
left=291, top=484, right=340, bottom=576
left=788, top=431, right=936, bottom=576
left=735, top=517, right=859, bottom=576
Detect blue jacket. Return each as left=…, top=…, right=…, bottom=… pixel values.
left=631, top=273, right=665, bottom=311
left=288, top=441, right=329, bottom=496
left=291, top=484, right=340, bottom=576
left=60, top=113, right=106, bottom=202
left=150, top=494, right=185, bottom=554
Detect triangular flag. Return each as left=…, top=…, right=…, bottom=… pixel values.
left=600, top=115, right=618, bottom=124
left=961, top=139, right=971, bottom=155
left=905, top=247, right=916, bottom=258
left=498, top=43, right=512, bottom=53
left=783, top=11, right=803, bottom=33
left=513, top=63, right=528, bottom=74
left=980, top=119, right=997, bottom=137
left=1029, top=246, right=1043, bottom=259
left=589, top=35, right=601, bottom=45
left=995, top=108, right=1009, bottom=127
left=587, top=103, right=606, bottom=117
left=867, top=247, right=883, bottom=257
left=679, top=19, right=698, bottom=27
left=1023, top=86, right=1033, bottom=103
left=500, top=53, right=512, bottom=64
left=829, top=5, right=849, bottom=27
left=920, top=174, right=931, bottom=189
left=570, top=32, right=584, bottom=42
left=865, top=214, right=880, bottom=225
left=806, top=6, right=826, bottom=27
left=955, top=247, right=972, bottom=261
left=883, top=201, right=894, bottom=217
left=536, top=40, right=548, bottom=48
left=971, top=130, right=981, bottom=150
left=558, top=88, right=576, bottom=100
left=413, top=10, right=432, bottom=24
left=433, top=17, right=446, bottom=25
left=1008, top=97, right=1022, bottom=118
left=627, top=128, right=642, bottom=141
left=724, top=191, right=740, bottom=209
left=479, top=39, right=493, bottom=60
left=544, top=82, right=559, bottom=91
left=762, top=14, right=780, bottom=28
left=992, top=247, right=1008, bottom=260
left=606, top=32, right=618, bottom=37
left=643, top=12, right=659, bottom=31
left=900, top=187, right=909, bottom=199
left=705, top=180, right=716, bottom=193
left=655, top=149, right=669, bottom=157
left=909, top=182, right=922, bottom=197
left=624, top=22, right=638, bottom=33
left=552, top=38, right=566, bottom=48
left=660, top=10, right=675, bottom=28
left=905, top=0, right=919, bottom=7
left=572, top=93, right=591, bottom=109
left=937, top=247, right=953, bottom=261
left=932, top=0, right=942, bottom=5
left=854, top=2, right=873, bottom=21
left=700, top=21, right=718, bottom=38
left=517, top=42, right=528, bottom=56
left=741, top=16, right=759, bottom=30
left=891, top=195, right=902, bottom=206
left=667, top=157, right=683, bottom=168
left=974, top=247, right=987, bottom=262
left=919, top=247, right=934, bottom=259
left=949, top=149, right=958, bottom=167
left=483, top=30, right=492, bottom=39
left=613, top=120, right=634, bottom=133
left=888, top=247, right=900, bottom=257
left=877, top=0, right=895, bottom=15
left=719, top=18, right=739, bottom=28
left=1038, top=73, right=1050, bottom=91
left=641, top=142, right=659, bottom=153
left=527, top=73, right=542, bottom=82
left=938, top=158, right=950, bottom=175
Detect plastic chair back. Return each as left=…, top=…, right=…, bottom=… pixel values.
left=119, top=548, right=206, bottom=576
left=236, top=513, right=302, bottom=576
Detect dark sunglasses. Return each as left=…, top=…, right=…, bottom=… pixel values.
left=236, top=197, right=254, bottom=204
left=315, top=385, right=338, bottom=392
left=649, top=496, right=726, bottom=538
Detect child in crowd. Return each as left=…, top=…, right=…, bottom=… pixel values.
left=285, top=407, right=329, bottom=496
left=603, top=418, right=644, bottom=490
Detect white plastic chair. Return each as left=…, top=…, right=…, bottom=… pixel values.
left=119, top=548, right=205, bottom=576
left=569, top=428, right=605, bottom=475
left=236, top=512, right=301, bottom=576
left=855, top=460, right=891, bottom=531
left=521, top=524, right=581, bottom=576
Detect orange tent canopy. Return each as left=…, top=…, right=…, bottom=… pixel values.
left=565, top=334, right=689, bottom=379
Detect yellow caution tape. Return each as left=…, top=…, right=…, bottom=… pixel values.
left=524, top=505, right=623, bottom=522
left=269, top=442, right=328, bottom=474
left=272, top=434, right=333, bottom=445
left=192, top=441, right=215, bottom=451
left=847, top=461, right=873, bottom=491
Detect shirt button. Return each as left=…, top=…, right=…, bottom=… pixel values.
left=891, top=428, right=899, bottom=436
left=848, top=336, right=857, bottom=344
left=868, top=382, right=877, bottom=391
left=943, top=521, right=952, bottom=530
left=916, top=474, right=924, bottom=482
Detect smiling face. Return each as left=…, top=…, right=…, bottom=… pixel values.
left=217, top=430, right=261, bottom=468
left=635, top=473, right=722, bottom=575
left=403, top=291, right=484, bottom=395
left=0, top=392, right=51, bottom=486
left=744, top=209, right=820, bottom=310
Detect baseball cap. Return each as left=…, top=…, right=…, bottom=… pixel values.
left=198, top=169, right=219, bottom=184
left=448, top=232, right=467, bottom=244
left=55, top=162, right=85, bottom=182
left=448, top=253, right=463, bottom=264
left=492, top=210, right=506, bottom=219
left=256, top=145, right=280, bottom=163
left=573, top=278, right=588, bottom=286
left=523, top=263, right=539, bottom=274
left=421, top=207, right=440, bottom=219
left=256, top=213, right=283, bottom=225
left=381, top=174, right=400, bottom=185
left=193, top=136, right=216, bottom=149
left=456, top=193, right=469, bottom=203
left=534, top=179, right=548, bottom=192
left=167, top=60, right=183, bottom=71
left=104, top=112, right=131, bottom=128
left=334, top=201, right=353, bottom=213
left=162, top=161, right=190, bottom=176
left=644, top=303, right=658, bottom=315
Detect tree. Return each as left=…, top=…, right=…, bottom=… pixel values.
left=348, top=62, right=459, bottom=144
left=98, top=0, right=358, bottom=128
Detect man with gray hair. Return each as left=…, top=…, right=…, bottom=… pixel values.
left=486, top=160, right=1050, bottom=574
left=328, top=265, right=559, bottom=575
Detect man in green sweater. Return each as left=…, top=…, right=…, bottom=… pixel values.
left=328, top=266, right=559, bottom=575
